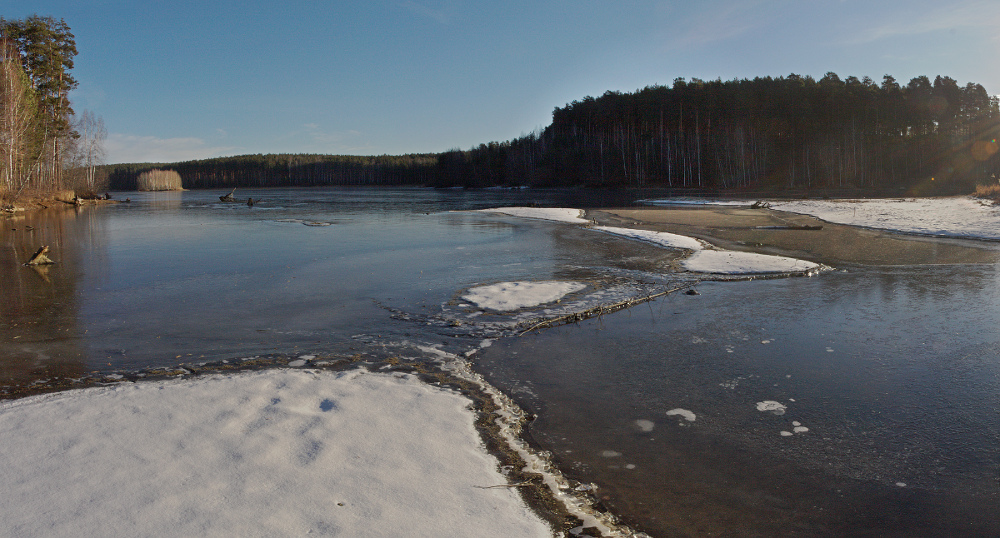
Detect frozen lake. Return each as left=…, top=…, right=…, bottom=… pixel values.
left=3, top=187, right=1000, bottom=536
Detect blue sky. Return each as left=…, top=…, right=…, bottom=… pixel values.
left=6, top=0, right=1000, bottom=163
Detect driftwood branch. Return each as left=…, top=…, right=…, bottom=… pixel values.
left=517, top=282, right=698, bottom=336
left=473, top=480, right=535, bottom=489
left=26, top=246, right=54, bottom=265
left=753, top=225, right=823, bottom=230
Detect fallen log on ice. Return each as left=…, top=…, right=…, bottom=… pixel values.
left=753, top=225, right=823, bottom=230
left=517, top=282, right=698, bottom=336
left=26, top=246, right=54, bottom=265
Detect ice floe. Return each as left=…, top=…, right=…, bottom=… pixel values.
left=462, top=281, right=587, bottom=312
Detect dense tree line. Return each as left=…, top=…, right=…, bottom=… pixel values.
left=1, top=15, right=105, bottom=200
left=102, top=153, right=439, bottom=190
left=104, top=73, right=1000, bottom=195
left=443, top=74, right=1000, bottom=194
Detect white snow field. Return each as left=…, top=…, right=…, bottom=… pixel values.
left=771, top=196, right=1000, bottom=239
left=0, top=369, right=552, bottom=538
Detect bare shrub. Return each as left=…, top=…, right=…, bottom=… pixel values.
left=136, top=169, right=182, bottom=191
left=974, top=183, right=1000, bottom=202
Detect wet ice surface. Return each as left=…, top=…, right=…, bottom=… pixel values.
left=6, top=188, right=1000, bottom=537
left=475, top=267, right=1000, bottom=536
left=0, top=187, right=658, bottom=384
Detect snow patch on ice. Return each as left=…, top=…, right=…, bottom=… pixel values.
left=478, top=207, right=591, bottom=224
left=666, top=408, right=696, bottom=422
left=592, top=226, right=705, bottom=250
left=462, top=281, right=587, bottom=312
left=635, top=419, right=655, bottom=432
left=683, top=250, right=820, bottom=275
left=756, top=400, right=787, bottom=415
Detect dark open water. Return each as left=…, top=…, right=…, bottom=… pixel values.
left=3, top=187, right=999, bottom=536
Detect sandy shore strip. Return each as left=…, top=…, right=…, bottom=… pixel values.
left=590, top=206, right=1000, bottom=266
left=480, top=207, right=824, bottom=276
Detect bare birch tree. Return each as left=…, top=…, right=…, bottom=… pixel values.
left=0, top=36, right=41, bottom=197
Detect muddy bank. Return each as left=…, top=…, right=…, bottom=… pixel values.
left=591, top=207, right=1000, bottom=266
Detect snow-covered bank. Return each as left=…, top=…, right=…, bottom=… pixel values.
left=646, top=196, right=1000, bottom=241
left=0, top=369, right=552, bottom=538
left=772, top=197, right=1000, bottom=240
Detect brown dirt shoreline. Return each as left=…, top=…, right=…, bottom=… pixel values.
left=589, top=206, right=1000, bottom=266
left=2, top=191, right=122, bottom=213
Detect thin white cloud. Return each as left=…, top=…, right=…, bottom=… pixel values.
left=105, top=134, right=239, bottom=164
left=847, top=0, right=1000, bottom=44
left=399, top=0, right=457, bottom=25
left=657, top=1, right=771, bottom=51
left=283, top=124, right=375, bottom=154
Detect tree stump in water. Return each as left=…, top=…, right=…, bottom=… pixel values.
left=26, top=246, right=54, bottom=265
